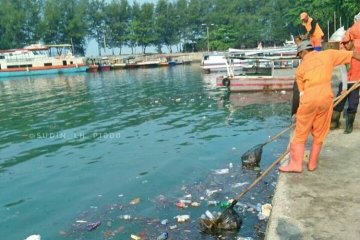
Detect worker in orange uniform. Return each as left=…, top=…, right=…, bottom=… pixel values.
left=279, top=40, right=360, bottom=173
left=331, top=12, right=360, bottom=134
left=300, top=12, right=324, bottom=51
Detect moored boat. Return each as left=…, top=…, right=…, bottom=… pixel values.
left=98, top=57, right=111, bottom=71
left=136, top=60, right=160, bottom=68
left=86, top=64, right=99, bottom=72
left=111, top=63, right=126, bottom=70
left=0, top=44, right=87, bottom=78
left=217, top=74, right=295, bottom=92
left=217, top=59, right=296, bottom=92
left=201, top=52, right=249, bottom=73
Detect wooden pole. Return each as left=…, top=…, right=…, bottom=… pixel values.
left=340, top=16, right=342, bottom=27
left=334, top=11, right=336, bottom=32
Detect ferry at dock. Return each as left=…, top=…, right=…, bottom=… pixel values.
left=0, top=44, right=87, bottom=78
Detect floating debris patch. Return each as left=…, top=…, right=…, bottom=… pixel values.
left=199, top=208, right=242, bottom=234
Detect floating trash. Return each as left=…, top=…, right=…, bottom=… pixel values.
left=207, top=200, right=219, bottom=206
left=75, top=220, right=87, bottom=223
left=161, top=219, right=168, bottom=225
left=191, top=202, right=200, bottom=207
left=176, top=202, right=187, bottom=208
left=213, top=168, right=229, bottom=175
left=206, top=189, right=222, bottom=197
left=157, top=232, right=169, bottom=240
left=119, top=215, right=132, bottom=220
left=179, top=199, right=191, bottom=204
left=205, top=210, right=215, bottom=220
left=131, top=234, right=141, bottom=240
left=219, top=201, right=232, bottom=209
left=184, top=194, right=192, bottom=198
left=86, top=221, right=101, bottom=231
left=130, top=198, right=140, bottom=205
left=169, top=225, right=177, bottom=230
left=257, top=203, right=272, bottom=220
left=199, top=208, right=242, bottom=234
left=231, top=182, right=249, bottom=188
left=174, top=215, right=190, bottom=223
left=25, top=235, right=41, bottom=240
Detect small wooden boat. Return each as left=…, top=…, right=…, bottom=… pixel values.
left=111, top=63, right=126, bottom=70
left=86, top=64, right=99, bottom=72
left=137, top=60, right=160, bottom=68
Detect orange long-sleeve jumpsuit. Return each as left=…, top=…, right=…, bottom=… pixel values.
left=293, top=50, right=353, bottom=144
left=302, top=17, right=324, bottom=48
left=348, top=21, right=360, bottom=81
left=335, top=21, right=360, bottom=114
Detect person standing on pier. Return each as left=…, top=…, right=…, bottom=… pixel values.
left=280, top=40, right=360, bottom=173
left=300, top=12, right=324, bottom=51
left=331, top=12, right=360, bottom=134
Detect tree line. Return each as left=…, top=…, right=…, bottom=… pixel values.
left=0, top=0, right=359, bottom=56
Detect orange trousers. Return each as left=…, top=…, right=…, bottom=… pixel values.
left=292, top=84, right=333, bottom=144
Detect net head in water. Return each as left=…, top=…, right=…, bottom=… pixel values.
left=199, top=208, right=242, bottom=234
left=241, top=144, right=263, bottom=168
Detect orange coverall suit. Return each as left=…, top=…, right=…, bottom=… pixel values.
left=302, top=17, right=324, bottom=49
left=281, top=50, right=353, bottom=172
left=294, top=50, right=353, bottom=144
left=349, top=21, right=360, bottom=81
left=334, top=21, right=360, bottom=116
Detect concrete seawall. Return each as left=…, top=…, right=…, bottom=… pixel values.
left=90, top=52, right=205, bottom=63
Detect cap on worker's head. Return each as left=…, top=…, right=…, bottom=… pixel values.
left=297, top=40, right=314, bottom=54
left=300, top=12, right=308, bottom=20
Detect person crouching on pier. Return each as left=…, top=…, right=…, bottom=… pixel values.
left=331, top=12, right=360, bottom=134
left=279, top=40, right=360, bottom=173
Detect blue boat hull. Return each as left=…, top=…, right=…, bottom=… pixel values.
left=0, top=66, right=87, bottom=78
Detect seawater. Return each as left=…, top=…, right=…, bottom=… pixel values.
left=0, top=65, right=291, bottom=239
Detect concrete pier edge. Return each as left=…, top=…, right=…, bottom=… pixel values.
left=265, top=124, right=360, bottom=239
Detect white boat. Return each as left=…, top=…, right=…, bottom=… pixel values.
left=136, top=60, right=160, bottom=68
left=0, top=44, right=87, bottom=78
left=216, top=58, right=296, bottom=92
left=201, top=52, right=251, bottom=73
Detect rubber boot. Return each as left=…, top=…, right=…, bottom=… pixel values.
left=344, top=113, right=356, bottom=134
left=279, top=143, right=305, bottom=173
left=330, top=111, right=341, bottom=130
left=308, top=143, right=322, bottom=171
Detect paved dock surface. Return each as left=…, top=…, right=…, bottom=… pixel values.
left=266, top=128, right=360, bottom=239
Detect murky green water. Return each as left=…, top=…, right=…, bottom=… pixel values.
left=0, top=66, right=292, bottom=239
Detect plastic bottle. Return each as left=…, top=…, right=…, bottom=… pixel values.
left=207, top=200, right=219, bottom=206
left=220, top=201, right=231, bottom=209
left=205, top=210, right=215, bottom=220
left=157, top=232, right=168, bottom=240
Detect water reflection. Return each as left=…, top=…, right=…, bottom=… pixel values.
left=0, top=66, right=291, bottom=239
